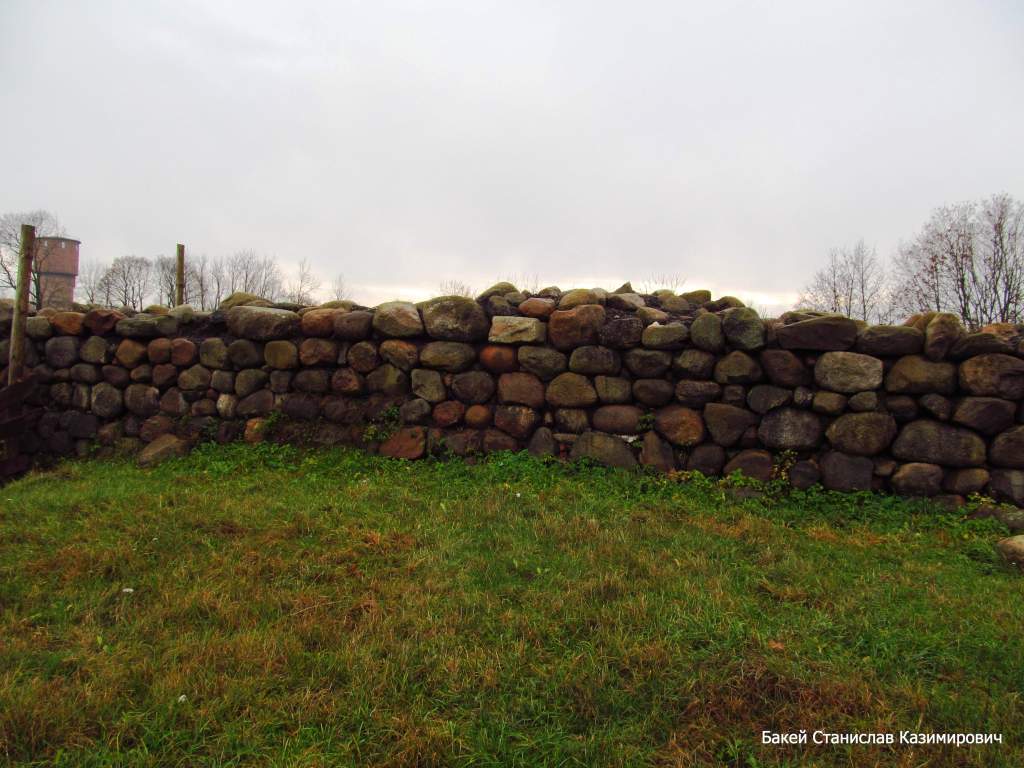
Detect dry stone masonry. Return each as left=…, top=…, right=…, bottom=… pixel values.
left=2, top=284, right=1024, bottom=508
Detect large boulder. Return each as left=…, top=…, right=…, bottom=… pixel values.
left=219, top=291, right=262, bottom=309
left=489, top=316, right=546, bottom=344
left=891, top=462, right=944, bottom=496
left=419, top=341, right=476, bottom=372
left=825, top=412, right=897, bottom=455
left=497, top=372, right=545, bottom=408
left=996, top=535, right=1024, bottom=571
left=721, top=307, right=765, bottom=351
left=90, top=382, right=124, bottom=418
left=50, top=311, right=85, bottom=336
left=759, top=349, right=810, bottom=387
left=713, top=351, right=763, bottom=384
left=642, top=323, right=688, bottom=350
left=951, top=397, right=1016, bottom=435
left=673, top=349, right=716, bottom=379
left=45, top=336, right=80, bottom=368
left=703, top=403, right=758, bottom=447
left=723, top=449, right=773, bottom=482
left=654, top=404, right=705, bottom=447
left=569, top=346, right=620, bottom=376
left=546, top=372, right=598, bottom=407
left=640, top=431, right=676, bottom=472
left=923, top=313, right=963, bottom=361
left=623, top=349, right=671, bottom=377
left=777, top=316, right=858, bottom=351
left=891, top=420, right=986, bottom=467
left=226, top=306, right=299, bottom=341
left=949, top=332, right=1015, bottom=360
left=124, top=384, right=160, bottom=417
left=494, top=405, right=540, bottom=439
left=856, top=325, right=924, bottom=356
left=989, top=469, right=1024, bottom=506
left=373, top=301, right=424, bottom=338
left=333, top=310, right=374, bottom=340
left=380, top=427, right=427, bottom=459
left=958, top=354, right=1024, bottom=399
left=411, top=369, right=446, bottom=403
left=518, top=346, right=567, bottom=380
left=570, top=431, right=637, bottom=469
left=990, top=426, right=1024, bottom=468
left=689, top=313, right=724, bottom=352
left=548, top=305, right=606, bottom=351
left=422, top=296, right=488, bottom=341
left=598, top=317, right=644, bottom=349
left=300, top=307, right=346, bottom=337
left=83, top=308, right=125, bottom=335
left=116, top=315, right=178, bottom=338
left=675, top=380, right=722, bottom=408
left=819, top=451, right=874, bottom=491
left=137, top=434, right=188, bottom=467
left=592, top=404, right=643, bottom=435
left=884, top=355, right=957, bottom=394
left=746, top=385, right=792, bottom=414
left=814, top=351, right=883, bottom=393
left=450, top=371, right=495, bottom=404
left=758, top=407, right=823, bottom=450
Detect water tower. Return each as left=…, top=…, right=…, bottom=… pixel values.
left=35, top=236, right=80, bottom=309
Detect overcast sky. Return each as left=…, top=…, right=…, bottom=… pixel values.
left=2, top=0, right=1021, bottom=311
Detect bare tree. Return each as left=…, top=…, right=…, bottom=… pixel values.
left=891, top=194, right=1024, bottom=327
left=329, top=273, right=349, bottom=301
left=101, top=256, right=152, bottom=310
left=0, top=210, right=66, bottom=306
left=153, top=255, right=177, bottom=306
left=223, top=250, right=283, bottom=300
left=798, top=240, right=888, bottom=322
left=75, top=258, right=110, bottom=305
left=438, top=279, right=474, bottom=297
left=285, top=258, right=320, bottom=305
left=640, top=273, right=686, bottom=294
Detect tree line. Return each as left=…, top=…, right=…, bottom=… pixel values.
left=798, top=193, right=1023, bottom=328
left=0, top=213, right=348, bottom=311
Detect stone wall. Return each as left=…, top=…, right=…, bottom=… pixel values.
left=3, top=283, right=1024, bottom=506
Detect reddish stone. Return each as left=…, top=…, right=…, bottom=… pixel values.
left=170, top=338, right=197, bottom=366
left=380, top=427, right=426, bottom=459
left=433, top=400, right=466, bottom=428
left=300, top=338, right=339, bottom=366
left=723, top=449, right=773, bottom=482
left=547, top=305, right=606, bottom=351
left=301, top=308, right=344, bottom=337
left=654, top=404, right=705, bottom=447
left=483, top=428, right=518, bottom=452
left=83, top=308, right=125, bottom=335
left=518, top=297, right=556, bottom=319
left=50, top=311, right=85, bottom=336
left=479, top=345, right=519, bottom=373
left=331, top=368, right=365, bottom=395
left=116, top=339, right=147, bottom=367
left=151, top=363, right=178, bottom=389
left=497, top=372, right=545, bottom=407
left=494, top=405, right=539, bottom=439
left=147, top=338, right=172, bottom=364
left=465, top=404, right=493, bottom=428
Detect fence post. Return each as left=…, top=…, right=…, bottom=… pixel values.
left=175, top=243, right=185, bottom=306
left=7, top=224, right=36, bottom=386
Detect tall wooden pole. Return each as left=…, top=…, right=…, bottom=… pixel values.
left=175, top=243, right=185, bottom=306
left=7, top=224, right=35, bottom=385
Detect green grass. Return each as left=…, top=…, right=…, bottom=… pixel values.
left=1, top=443, right=1022, bottom=767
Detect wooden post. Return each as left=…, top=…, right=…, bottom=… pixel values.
left=7, top=224, right=35, bottom=386
left=175, top=243, right=185, bottom=306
